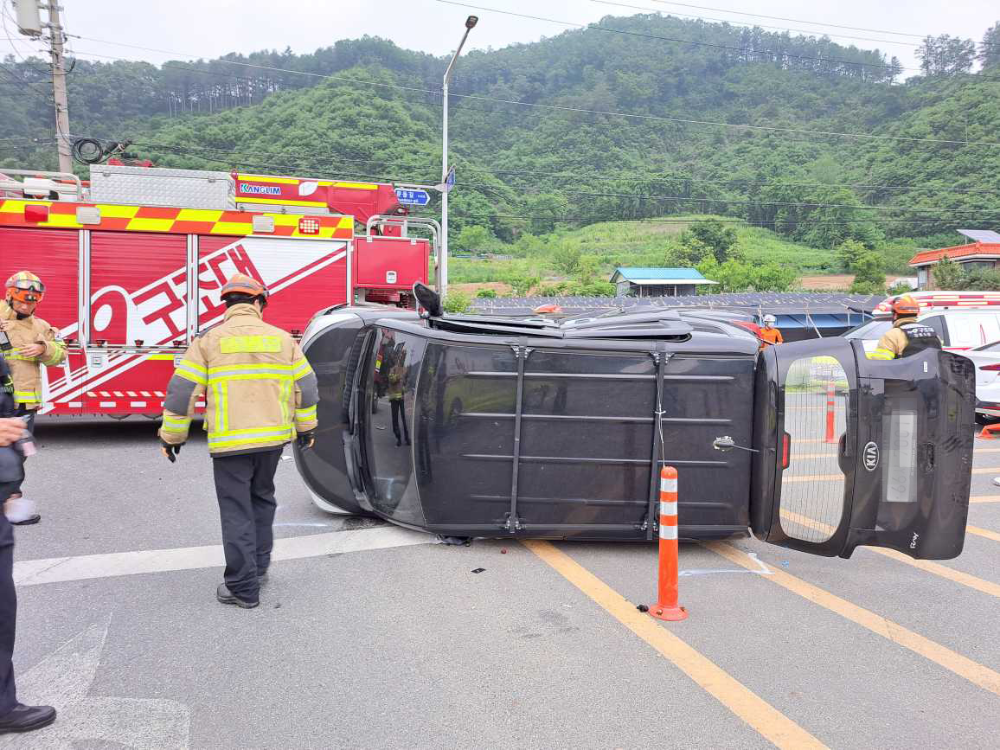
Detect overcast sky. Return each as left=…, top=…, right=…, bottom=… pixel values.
left=4, top=0, right=998, bottom=75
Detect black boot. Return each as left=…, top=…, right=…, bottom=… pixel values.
left=0, top=704, right=57, bottom=734
left=216, top=583, right=259, bottom=609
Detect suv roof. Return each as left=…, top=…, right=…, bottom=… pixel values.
left=345, top=304, right=760, bottom=353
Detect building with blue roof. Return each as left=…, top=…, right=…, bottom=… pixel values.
left=609, top=267, right=718, bottom=297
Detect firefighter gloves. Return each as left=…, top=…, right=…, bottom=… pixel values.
left=160, top=440, right=183, bottom=463
left=296, top=431, right=315, bottom=451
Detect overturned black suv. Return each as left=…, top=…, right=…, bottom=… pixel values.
left=294, top=287, right=975, bottom=561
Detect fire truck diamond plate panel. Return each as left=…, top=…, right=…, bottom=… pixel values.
left=89, top=164, right=234, bottom=209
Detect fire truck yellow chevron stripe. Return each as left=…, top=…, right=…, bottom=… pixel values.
left=0, top=199, right=353, bottom=238
left=127, top=217, right=176, bottom=232
left=176, top=209, right=224, bottom=222
left=39, top=214, right=83, bottom=228
left=99, top=205, right=141, bottom=219
left=209, top=222, right=254, bottom=235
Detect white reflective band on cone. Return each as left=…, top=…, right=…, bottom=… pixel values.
left=660, top=477, right=678, bottom=493
left=659, top=524, right=678, bottom=540
left=659, top=501, right=678, bottom=516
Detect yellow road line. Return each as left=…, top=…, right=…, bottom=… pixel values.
left=874, top=547, right=1000, bottom=598
left=780, top=510, right=1000, bottom=600
left=522, top=540, right=827, bottom=750
left=967, top=525, right=1000, bottom=543
left=970, top=496, right=1000, bottom=504
left=705, top=542, right=1000, bottom=698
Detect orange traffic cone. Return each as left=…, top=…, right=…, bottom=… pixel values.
left=824, top=381, right=837, bottom=444
left=649, top=466, right=688, bottom=622
left=979, top=423, right=1000, bottom=440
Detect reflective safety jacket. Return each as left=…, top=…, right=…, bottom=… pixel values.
left=0, top=301, right=67, bottom=410
left=868, top=318, right=942, bottom=361
left=759, top=326, right=783, bottom=347
left=158, top=304, right=319, bottom=455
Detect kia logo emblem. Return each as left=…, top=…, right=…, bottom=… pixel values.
left=863, top=442, right=880, bottom=471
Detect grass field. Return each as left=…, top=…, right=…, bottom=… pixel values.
left=449, top=215, right=841, bottom=288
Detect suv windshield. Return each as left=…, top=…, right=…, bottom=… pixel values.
left=844, top=319, right=891, bottom=340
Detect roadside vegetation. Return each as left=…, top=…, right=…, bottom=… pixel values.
left=449, top=217, right=938, bottom=296
left=4, top=14, right=998, bottom=296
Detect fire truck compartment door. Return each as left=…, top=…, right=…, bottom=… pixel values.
left=750, top=339, right=975, bottom=560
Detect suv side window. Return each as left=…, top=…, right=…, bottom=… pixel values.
left=922, top=315, right=947, bottom=345
left=944, top=314, right=998, bottom=349
left=981, top=314, right=1000, bottom=346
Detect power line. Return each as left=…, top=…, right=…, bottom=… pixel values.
left=0, top=62, right=53, bottom=107
left=0, top=2, right=47, bottom=72
left=453, top=88, right=1000, bottom=148
left=4, top=131, right=990, bottom=230
left=94, top=138, right=1000, bottom=221
left=647, top=0, right=998, bottom=45
left=468, top=165, right=1000, bottom=196
left=72, top=134, right=1000, bottom=203
left=68, top=43, right=440, bottom=96
left=439, top=211, right=1000, bottom=228
left=62, top=45, right=1000, bottom=150
left=478, top=185, right=999, bottom=216
left=592, top=0, right=922, bottom=49
left=437, top=0, right=912, bottom=72
left=106, top=139, right=962, bottom=212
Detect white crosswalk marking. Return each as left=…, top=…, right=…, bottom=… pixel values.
left=0, top=616, right=191, bottom=749
left=14, top=526, right=432, bottom=587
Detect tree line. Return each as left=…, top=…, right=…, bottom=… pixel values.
left=2, top=14, right=999, bottom=253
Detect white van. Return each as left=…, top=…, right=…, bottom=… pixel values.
left=845, top=309, right=1000, bottom=354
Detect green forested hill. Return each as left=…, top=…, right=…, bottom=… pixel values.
left=2, top=13, right=999, bottom=260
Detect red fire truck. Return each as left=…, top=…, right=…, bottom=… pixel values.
left=0, top=165, right=433, bottom=417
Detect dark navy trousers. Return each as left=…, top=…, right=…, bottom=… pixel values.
left=0, top=509, right=17, bottom=716
left=212, top=449, right=281, bottom=602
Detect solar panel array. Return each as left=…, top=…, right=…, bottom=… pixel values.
left=471, top=293, right=881, bottom=317
left=957, top=229, right=1000, bottom=244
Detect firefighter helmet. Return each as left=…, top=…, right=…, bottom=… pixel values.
left=5, top=271, right=45, bottom=305
left=220, top=273, right=268, bottom=300
left=892, top=295, right=920, bottom=317
left=762, top=314, right=777, bottom=325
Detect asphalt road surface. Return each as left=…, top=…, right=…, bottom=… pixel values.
left=4, top=418, right=1000, bottom=749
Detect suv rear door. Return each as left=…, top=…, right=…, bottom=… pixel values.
left=750, top=339, right=975, bottom=560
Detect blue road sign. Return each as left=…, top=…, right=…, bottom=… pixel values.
left=395, top=188, right=431, bottom=206
left=445, top=166, right=456, bottom=193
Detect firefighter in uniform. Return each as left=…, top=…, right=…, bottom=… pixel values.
left=867, top=295, right=942, bottom=360
left=0, top=272, right=66, bottom=525
left=758, top=314, right=784, bottom=347
left=157, top=274, right=319, bottom=608
left=0, top=353, right=57, bottom=734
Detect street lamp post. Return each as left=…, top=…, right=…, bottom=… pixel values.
left=440, top=14, right=478, bottom=297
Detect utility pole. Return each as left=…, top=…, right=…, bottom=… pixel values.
left=12, top=0, right=72, bottom=171
left=47, top=1, right=73, bottom=173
